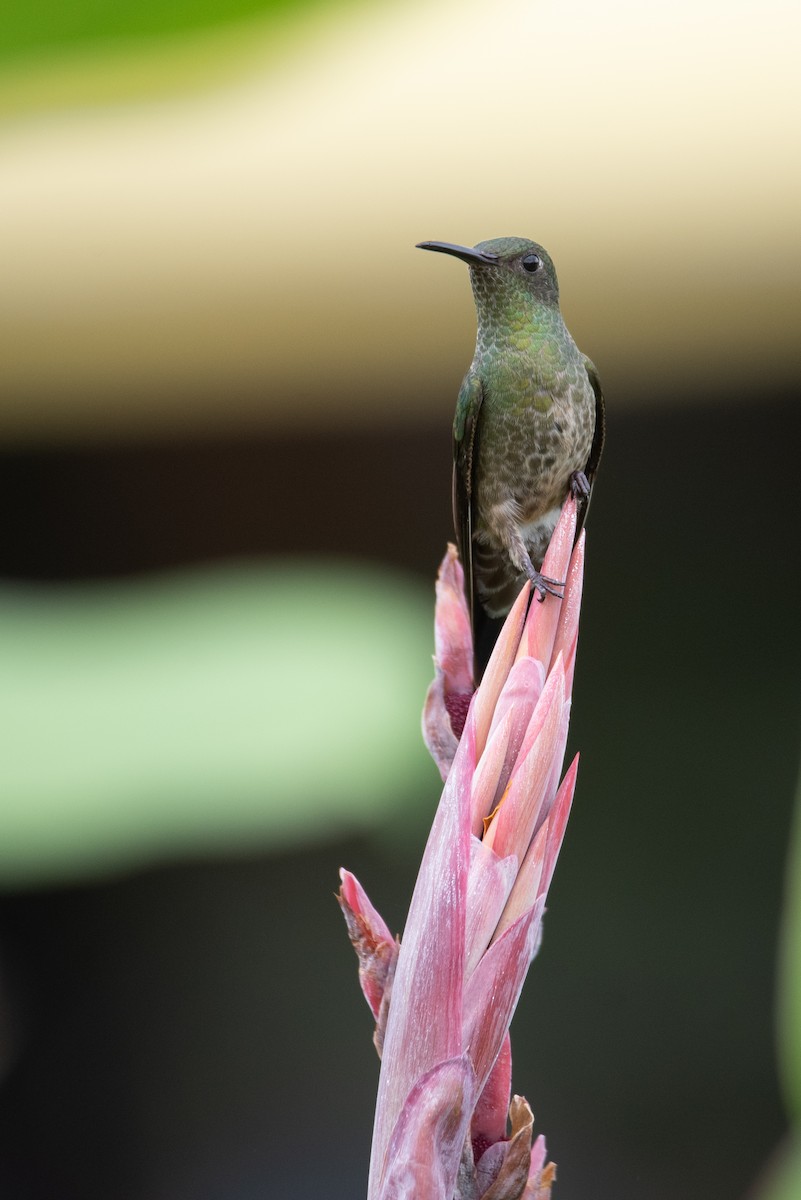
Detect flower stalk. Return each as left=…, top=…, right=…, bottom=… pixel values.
left=339, top=499, right=585, bottom=1200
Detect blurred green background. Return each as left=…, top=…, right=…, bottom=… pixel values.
left=0, top=0, right=800, bottom=1197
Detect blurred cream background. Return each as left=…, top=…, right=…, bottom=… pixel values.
left=1, top=0, right=799, bottom=443
left=1, top=4, right=801, bottom=1199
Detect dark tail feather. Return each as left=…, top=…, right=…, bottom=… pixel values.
left=470, top=542, right=527, bottom=680
left=473, top=607, right=505, bottom=682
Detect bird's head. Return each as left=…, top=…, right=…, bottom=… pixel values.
left=416, top=237, right=560, bottom=317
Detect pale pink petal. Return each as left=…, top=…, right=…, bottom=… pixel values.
left=493, top=759, right=575, bottom=959
left=540, top=755, right=579, bottom=898
left=471, top=656, right=556, bottom=839
left=492, top=823, right=548, bottom=944
left=561, top=629, right=579, bottom=704
left=370, top=711, right=475, bottom=1186
left=423, top=545, right=475, bottom=778
left=488, top=656, right=546, bottom=746
left=471, top=1033, right=512, bottom=1158
left=375, top=1055, right=477, bottom=1200
left=550, top=531, right=584, bottom=678
left=470, top=707, right=515, bottom=836
left=516, top=501, right=577, bottom=670
left=482, top=657, right=547, bottom=817
left=538, top=696, right=572, bottom=829
left=461, top=901, right=544, bottom=1098
left=483, top=662, right=565, bottom=863
left=465, top=838, right=518, bottom=978
left=473, top=584, right=530, bottom=760
left=338, top=869, right=398, bottom=1023
left=506, top=654, right=565, bottom=793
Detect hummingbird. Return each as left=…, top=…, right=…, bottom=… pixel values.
left=417, top=237, right=605, bottom=678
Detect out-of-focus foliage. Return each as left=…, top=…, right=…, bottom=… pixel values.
left=0, top=563, right=434, bottom=887
left=0, top=0, right=325, bottom=59
left=758, top=1142, right=801, bottom=1200
left=0, top=0, right=360, bottom=117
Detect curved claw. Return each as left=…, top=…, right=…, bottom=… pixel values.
left=527, top=568, right=565, bottom=603
left=569, top=470, right=591, bottom=501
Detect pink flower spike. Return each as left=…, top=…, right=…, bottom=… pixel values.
left=516, top=499, right=578, bottom=671
left=423, top=544, right=475, bottom=779
left=344, top=499, right=588, bottom=1199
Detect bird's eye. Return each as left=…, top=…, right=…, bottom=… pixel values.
left=521, top=254, right=541, bottom=273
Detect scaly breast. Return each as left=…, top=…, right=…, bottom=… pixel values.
left=475, top=369, right=594, bottom=545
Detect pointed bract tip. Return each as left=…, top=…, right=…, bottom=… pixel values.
left=473, top=582, right=530, bottom=758
left=337, top=869, right=398, bottom=1024
left=540, top=754, right=579, bottom=897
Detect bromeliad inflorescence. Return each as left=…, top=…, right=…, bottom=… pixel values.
left=339, top=498, right=585, bottom=1200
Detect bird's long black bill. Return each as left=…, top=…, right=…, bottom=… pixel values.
left=416, top=241, right=498, bottom=266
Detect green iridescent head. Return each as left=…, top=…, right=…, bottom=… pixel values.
left=416, top=237, right=560, bottom=311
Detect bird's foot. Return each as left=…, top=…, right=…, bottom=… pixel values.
left=525, top=563, right=565, bottom=603
left=569, top=470, right=591, bottom=501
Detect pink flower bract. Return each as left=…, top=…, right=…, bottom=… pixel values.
left=341, top=499, right=585, bottom=1200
